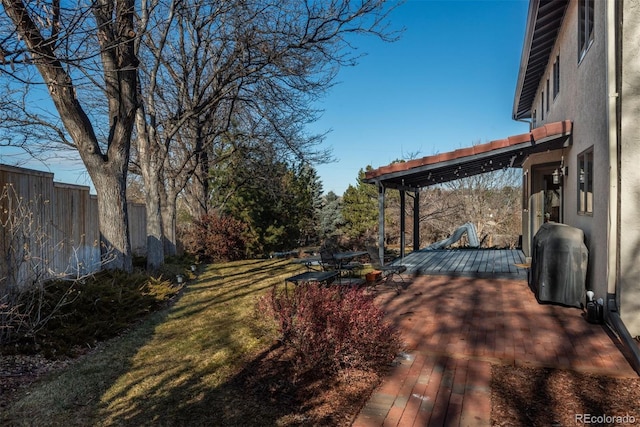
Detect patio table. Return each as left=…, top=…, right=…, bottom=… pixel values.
left=333, top=251, right=367, bottom=263
left=333, top=251, right=367, bottom=275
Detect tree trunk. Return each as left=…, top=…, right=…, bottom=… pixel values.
left=144, top=178, right=164, bottom=270
left=161, top=190, right=178, bottom=257
left=91, top=169, right=133, bottom=272
left=136, top=108, right=165, bottom=270
left=142, top=169, right=164, bottom=269
left=1, top=0, right=138, bottom=272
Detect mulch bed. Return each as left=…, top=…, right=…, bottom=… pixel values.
left=491, top=364, right=640, bottom=426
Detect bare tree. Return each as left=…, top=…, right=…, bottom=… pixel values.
left=0, top=1, right=139, bottom=271
left=442, top=168, right=522, bottom=247
left=1, top=0, right=398, bottom=271
left=132, top=0, right=398, bottom=265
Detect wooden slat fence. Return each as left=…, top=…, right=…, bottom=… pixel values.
left=0, top=164, right=146, bottom=292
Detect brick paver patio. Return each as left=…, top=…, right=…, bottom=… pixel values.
left=353, top=275, right=638, bottom=427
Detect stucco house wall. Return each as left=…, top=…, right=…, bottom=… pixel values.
left=618, top=0, right=640, bottom=336
left=524, top=0, right=610, bottom=300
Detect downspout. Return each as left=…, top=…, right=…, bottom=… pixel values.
left=604, top=0, right=640, bottom=375
left=516, top=117, right=534, bottom=132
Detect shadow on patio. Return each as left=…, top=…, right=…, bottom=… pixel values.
left=354, top=274, right=638, bottom=426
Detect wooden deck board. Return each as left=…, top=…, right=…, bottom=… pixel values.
left=397, top=249, right=527, bottom=279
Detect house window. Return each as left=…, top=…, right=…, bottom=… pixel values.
left=546, top=79, right=550, bottom=112
left=553, top=55, right=560, bottom=98
left=541, top=91, right=544, bottom=121
left=522, top=171, right=529, bottom=210
left=578, top=0, right=594, bottom=62
left=578, top=148, right=593, bottom=214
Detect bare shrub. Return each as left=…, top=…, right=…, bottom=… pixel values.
left=181, top=212, right=248, bottom=262
left=0, top=184, right=52, bottom=294
left=258, top=284, right=402, bottom=380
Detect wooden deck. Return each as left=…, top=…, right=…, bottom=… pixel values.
left=396, top=249, right=528, bottom=279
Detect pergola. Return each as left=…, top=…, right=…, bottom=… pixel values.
left=362, top=120, right=572, bottom=263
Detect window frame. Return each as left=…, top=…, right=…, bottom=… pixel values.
left=546, top=79, right=550, bottom=112
left=578, top=0, right=594, bottom=62
left=522, top=170, right=529, bottom=211
left=553, top=55, right=560, bottom=99
left=577, top=147, right=594, bottom=215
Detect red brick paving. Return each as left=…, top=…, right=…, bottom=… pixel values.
left=352, top=275, right=638, bottom=427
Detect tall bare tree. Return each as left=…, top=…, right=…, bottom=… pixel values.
left=1, top=1, right=138, bottom=271
left=2, top=0, right=398, bottom=271
left=132, top=0, right=398, bottom=266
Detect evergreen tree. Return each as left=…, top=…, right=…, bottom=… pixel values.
left=317, top=191, right=345, bottom=241
left=342, top=168, right=378, bottom=241
left=208, top=145, right=323, bottom=255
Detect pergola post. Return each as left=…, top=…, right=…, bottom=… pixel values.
left=377, top=183, right=385, bottom=265
left=400, top=190, right=406, bottom=259
left=413, top=190, right=420, bottom=251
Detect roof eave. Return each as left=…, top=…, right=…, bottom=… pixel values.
left=512, top=0, right=569, bottom=121
left=513, top=0, right=540, bottom=120
left=363, top=120, right=573, bottom=189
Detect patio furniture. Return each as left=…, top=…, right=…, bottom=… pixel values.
left=292, top=255, right=323, bottom=271
left=333, top=251, right=366, bottom=276
left=285, top=270, right=339, bottom=286
left=319, top=248, right=363, bottom=277
left=365, top=245, right=407, bottom=293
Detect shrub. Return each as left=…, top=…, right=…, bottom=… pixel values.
left=182, top=212, right=248, bottom=262
left=1, top=270, right=181, bottom=356
left=258, top=284, right=402, bottom=379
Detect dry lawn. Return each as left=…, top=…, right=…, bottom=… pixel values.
left=0, top=259, right=386, bottom=426
left=3, top=258, right=640, bottom=426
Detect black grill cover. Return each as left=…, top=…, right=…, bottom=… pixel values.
left=530, top=223, right=588, bottom=308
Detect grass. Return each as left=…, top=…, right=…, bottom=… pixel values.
left=1, top=258, right=304, bottom=426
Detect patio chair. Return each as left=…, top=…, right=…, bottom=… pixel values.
left=319, top=247, right=338, bottom=271
left=320, top=247, right=363, bottom=277
left=366, top=245, right=407, bottom=293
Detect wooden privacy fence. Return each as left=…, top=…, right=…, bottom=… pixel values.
left=0, top=164, right=146, bottom=291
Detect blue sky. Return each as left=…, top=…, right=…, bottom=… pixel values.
left=1, top=0, right=532, bottom=196
left=312, top=0, right=531, bottom=195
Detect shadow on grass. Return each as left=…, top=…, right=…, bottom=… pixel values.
left=1, top=258, right=311, bottom=426
left=10, top=257, right=633, bottom=426
left=0, top=307, right=173, bottom=426
left=90, top=258, right=386, bottom=426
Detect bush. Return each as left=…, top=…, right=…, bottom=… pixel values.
left=1, top=270, right=182, bottom=356
left=182, top=212, right=248, bottom=262
left=258, top=284, right=402, bottom=379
